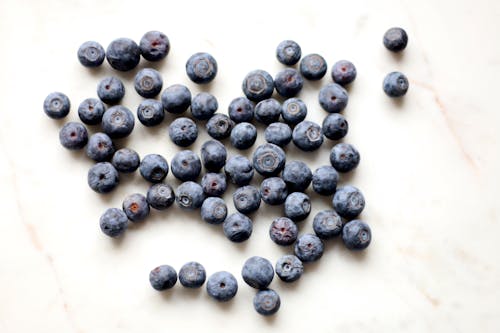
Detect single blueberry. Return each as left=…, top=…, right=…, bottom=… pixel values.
left=200, top=140, right=227, bottom=171
left=146, top=183, right=175, bottom=210
left=102, top=106, right=135, bottom=139
left=112, top=148, right=140, bottom=173
left=281, top=98, right=307, bottom=125
left=97, top=76, right=125, bottom=105
left=139, top=154, right=169, bottom=183
left=331, top=60, right=357, bottom=86
left=342, top=220, right=372, bottom=250
left=122, top=193, right=150, bottom=222
left=383, top=27, right=408, bottom=52
left=333, top=186, right=365, bottom=219
left=269, top=217, right=298, bottom=246
left=99, top=208, right=128, bottom=237
left=161, top=84, right=192, bottom=114
left=106, top=38, right=141, bottom=72
left=59, top=122, right=88, bottom=150
left=176, top=181, right=205, bottom=210
left=224, top=155, right=254, bottom=186
left=241, top=256, right=274, bottom=289
left=254, top=98, right=281, bottom=125
left=282, top=161, right=312, bottom=192
left=242, top=70, right=274, bottom=102
left=179, top=262, right=206, bottom=288
left=313, top=210, right=343, bottom=239
left=323, top=113, right=348, bottom=140
left=201, top=173, right=227, bottom=197
left=44, top=92, right=70, bottom=119
left=260, top=177, right=288, bottom=205
left=223, top=213, right=253, bottom=242
left=252, top=143, right=286, bottom=177
left=383, top=71, right=409, bottom=97
left=276, top=40, right=301, bottom=65
left=186, top=52, right=218, bottom=84
left=206, top=271, right=238, bottom=302
left=318, top=83, right=349, bottom=113
left=264, top=122, right=292, bottom=147
left=312, top=166, right=338, bottom=195
left=228, top=97, right=254, bottom=123
left=233, top=185, right=261, bottom=215
left=330, top=143, right=360, bottom=172
left=169, top=117, right=198, bottom=147
left=140, top=31, right=170, bottom=61
left=253, top=289, right=281, bottom=316
left=191, top=92, right=218, bottom=120
left=201, top=197, right=227, bottom=225
left=86, top=132, right=115, bottom=162
left=206, top=113, right=234, bottom=139
left=294, top=233, right=324, bottom=262
left=149, top=265, right=177, bottom=291
left=171, top=150, right=202, bottom=181
left=275, top=255, right=304, bottom=282
left=274, top=68, right=304, bottom=97
left=78, top=98, right=106, bottom=125
left=292, top=120, right=324, bottom=151
left=87, top=162, right=119, bottom=193
left=77, top=41, right=105, bottom=67
left=134, top=68, right=163, bottom=98
left=300, top=54, right=327, bottom=80
left=284, top=192, right=311, bottom=222
left=230, top=122, right=257, bottom=150
left=137, top=99, right=164, bottom=127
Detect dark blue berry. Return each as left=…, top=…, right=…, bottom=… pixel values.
left=149, top=265, right=177, bottom=291
left=161, top=84, right=191, bottom=114
left=191, top=92, right=218, bottom=120
left=112, top=148, right=140, bottom=173
left=201, top=197, right=227, bottom=225
left=300, top=54, right=327, bottom=80
left=99, top=208, right=128, bottom=237
left=206, top=271, right=238, bottom=301
left=87, top=162, right=119, bottom=193
left=201, top=173, right=227, bottom=197
left=276, top=40, right=301, bottom=65
left=106, top=38, right=140, bottom=72
left=292, top=120, right=324, bottom=151
left=252, top=143, right=286, bottom=177
left=319, top=83, right=348, bottom=113
left=102, top=106, right=135, bottom=139
left=260, top=177, right=288, bottom=205
left=59, top=122, right=88, bottom=150
left=331, top=60, right=357, bottom=85
left=330, top=143, right=360, bottom=172
left=134, top=68, right=163, bottom=98
left=223, top=213, right=253, bottom=242
left=140, top=31, right=170, bottom=61
left=228, top=97, right=254, bottom=123
left=224, top=155, right=254, bottom=186
left=77, top=41, right=105, bottom=67
left=281, top=98, right=307, bottom=125
left=122, top=193, right=150, bottom=222
left=230, top=122, right=257, bottom=150
left=233, top=185, right=261, bottom=215
left=206, top=114, right=234, bottom=139
left=97, top=76, right=125, bottom=105
left=284, top=192, right=311, bottom=221
left=253, top=290, right=281, bottom=316
left=176, top=181, right=205, bottom=210
left=168, top=117, right=198, bottom=147
left=137, top=99, right=164, bottom=127
left=313, top=210, right=343, bottom=239
left=171, top=150, right=201, bottom=181
left=146, top=183, right=175, bottom=210
left=179, top=262, right=206, bottom=288
left=342, top=220, right=371, bottom=250
left=255, top=98, right=281, bottom=125
left=78, top=98, right=105, bottom=125
left=264, top=122, right=292, bottom=147
left=274, top=68, right=303, bottom=97
left=139, top=154, right=169, bottom=183
left=241, top=256, right=274, bottom=289
left=44, top=92, right=70, bottom=119
left=312, top=165, right=338, bottom=195
left=383, top=27, right=408, bottom=52
left=86, top=132, right=115, bottom=162
left=242, top=70, right=274, bottom=102
left=383, top=71, right=409, bottom=97
left=322, top=113, right=348, bottom=140
left=269, top=217, right=298, bottom=246
left=275, top=255, right=303, bottom=282
left=333, top=186, right=365, bottom=219
left=186, top=52, right=217, bottom=84
left=294, top=233, right=324, bottom=262
left=282, top=161, right=312, bottom=192
left=201, top=139, right=227, bottom=171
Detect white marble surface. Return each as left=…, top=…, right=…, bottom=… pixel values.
left=1, top=0, right=499, bottom=332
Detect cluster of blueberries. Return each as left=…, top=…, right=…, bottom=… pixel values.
left=43, top=27, right=408, bottom=316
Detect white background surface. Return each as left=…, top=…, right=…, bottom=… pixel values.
left=1, top=0, right=500, bottom=332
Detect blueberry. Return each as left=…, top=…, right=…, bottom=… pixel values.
left=342, top=220, right=371, bottom=250
left=331, top=60, right=357, bottom=85
left=134, top=68, right=163, bottom=98
left=136, top=99, right=164, bottom=127
left=274, top=68, right=304, bottom=97
left=300, top=54, right=327, bottom=80
left=294, top=233, right=324, bottom=262
left=260, top=177, right=288, bottom=205
left=224, top=155, right=254, bottom=186
left=149, top=265, right=177, bottom=291
left=264, top=122, right=292, bottom=147
left=102, top=106, right=135, bottom=139
left=281, top=98, right=307, bottom=125
left=206, top=114, right=234, bottom=139
left=330, top=143, right=360, bottom=172
left=252, top=143, right=286, bottom=177
left=228, top=97, right=254, bottom=123
left=111, top=148, right=140, bottom=173
left=230, top=122, right=257, bottom=150
left=59, top=122, right=88, bottom=150
left=161, top=84, right=192, bottom=114
left=44, top=92, right=70, bottom=119
left=97, top=76, right=125, bottom=105
left=201, top=173, right=227, bottom=197
left=169, top=117, right=198, bottom=147
left=383, top=71, right=409, bottom=97
left=284, top=192, right=311, bottom=221
left=139, top=154, right=169, bottom=183
left=77, top=41, right=105, bottom=68
left=318, top=83, right=349, bottom=113
left=223, top=213, right=253, bottom=242
left=282, top=161, right=312, bottom=192
left=233, top=185, right=261, bottom=215
left=275, top=255, right=303, bottom=282
left=87, top=162, right=119, bottom=193
left=241, top=256, right=274, bottom=289
left=269, top=217, right=298, bottom=246
left=254, top=98, right=281, bottom=125
left=199, top=140, right=226, bottom=172
left=276, top=40, right=301, bottom=65
left=206, top=271, right=238, bottom=302
left=254, top=289, right=281, bottom=316
left=201, top=197, right=227, bottom=225
left=176, top=181, right=205, bottom=210
left=122, top=193, right=150, bottom=222
left=146, top=183, right=175, bottom=210
left=312, top=165, right=338, bottom=195
left=322, top=113, right=348, bottom=140
left=78, top=98, right=105, bottom=125
left=139, top=30, right=170, bottom=61
left=242, top=70, right=274, bottom=102
left=179, top=262, right=206, bottom=288
left=191, top=92, right=218, bottom=120
left=106, top=38, right=141, bottom=72
left=86, top=132, right=115, bottom=162
left=333, top=186, right=365, bottom=219
left=186, top=52, right=217, bottom=84
left=171, top=150, right=202, bottom=181
left=99, top=208, right=128, bottom=237
left=313, top=210, right=343, bottom=239
left=292, top=120, right=324, bottom=151
left=383, top=27, right=408, bottom=52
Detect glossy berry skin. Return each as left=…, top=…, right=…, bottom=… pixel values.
left=139, top=154, right=169, bottom=183
left=223, top=213, right=253, bottom=242
left=313, top=210, right=343, bottom=239
left=322, top=113, right=348, bottom=140
left=254, top=290, right=281, bottom=316
left=242, top=70, right=274, bottom=102
left=77, top=41, right=105, bottom=67
left=294, top=233, right=324, bottom=262
left=319, top=83, right=349, bottom=113
left=137, top=99, right=164, bottom=127
left=275, top=255, right=303, bottom=282
left=312, top=166, right=338, bottom=195
left=269, top=217, right=298, bottom=246
left=179, top=262, right=206, bottom=288
left=252, top=143, right=286, bottom=177
left=342, top=220, right=371, bottom=250
left=254, top=98, right=281, bottom=125
left=383, top=71, right=409, bottom=97
left=292, top=120, right=324, bottom=151
left=285, top=192, right=311, bottom=222
left=300, top=54, right=327, bottom=80
left=86, top=132, right=115, bottom=162
left=333, top=186, right=365, bottom=219
left=171, top=150, right=202, bottom=181
left=59, top=122, right=88, bottom=150
left=330, top=143, right=360, bottom=172
left=106, top=38, right=141, bottom=72
left=201, top=140, right=227, bottom=171
left=383, top=27, right=408, bottom=52
left=191, top=92, right=218, bottom=120
left=233, top=185, right=261, bottom=215
left=99, top=208, right=128, bottom=237
left=87, top=162, right=119, bottom=193
left=186, top=52, right=217, bottom=84
left=264, top=122, right=292, bottom=147
left=206, top=271, right=238, bottom=302
left=201, top=173, right=227, bottom=197
left=230, top=122, right=257, bottom=150
left=206, top=114, right=234, bottom=139
left=139, top=30, right=170, bottom=61
left=224, top=155, right=254, bottom=186
left=97, top=76, right=125, bottom=105
left=112, top=148, right=140, bottom=173
left=281, top=98, right=307, bottom=125
left=44, top=92, right=70, bottom=119
left=260, top=177, right=288, bottom=205
left=331, top=60, right=357, bottom=85
left=134, top=68, right=163, bottom=98
left=102, top=106, right=135, bottom=139
left=146, top=183, right=175, bottom=210
left=242, top=256, right=274, bottom=289
left=274, top=68, right=304, bottom=98
left=149, top=265, right=177, bottom=291
left=201, top=197, right=227, bottom=225
left=161, top=84, right=192, bottom=114
left=276, top=40, right=301, bottom=65
left=282, top=161, right=312, bottom=192
left=78, top=98, right=105, bottom=125
left=169, top=117, right=198, bottom=147
left=122, top=193, right=150, bottom=222
left=176, top=181, right=205, bottom=210
left=228, top=97, right=254, bottom=123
